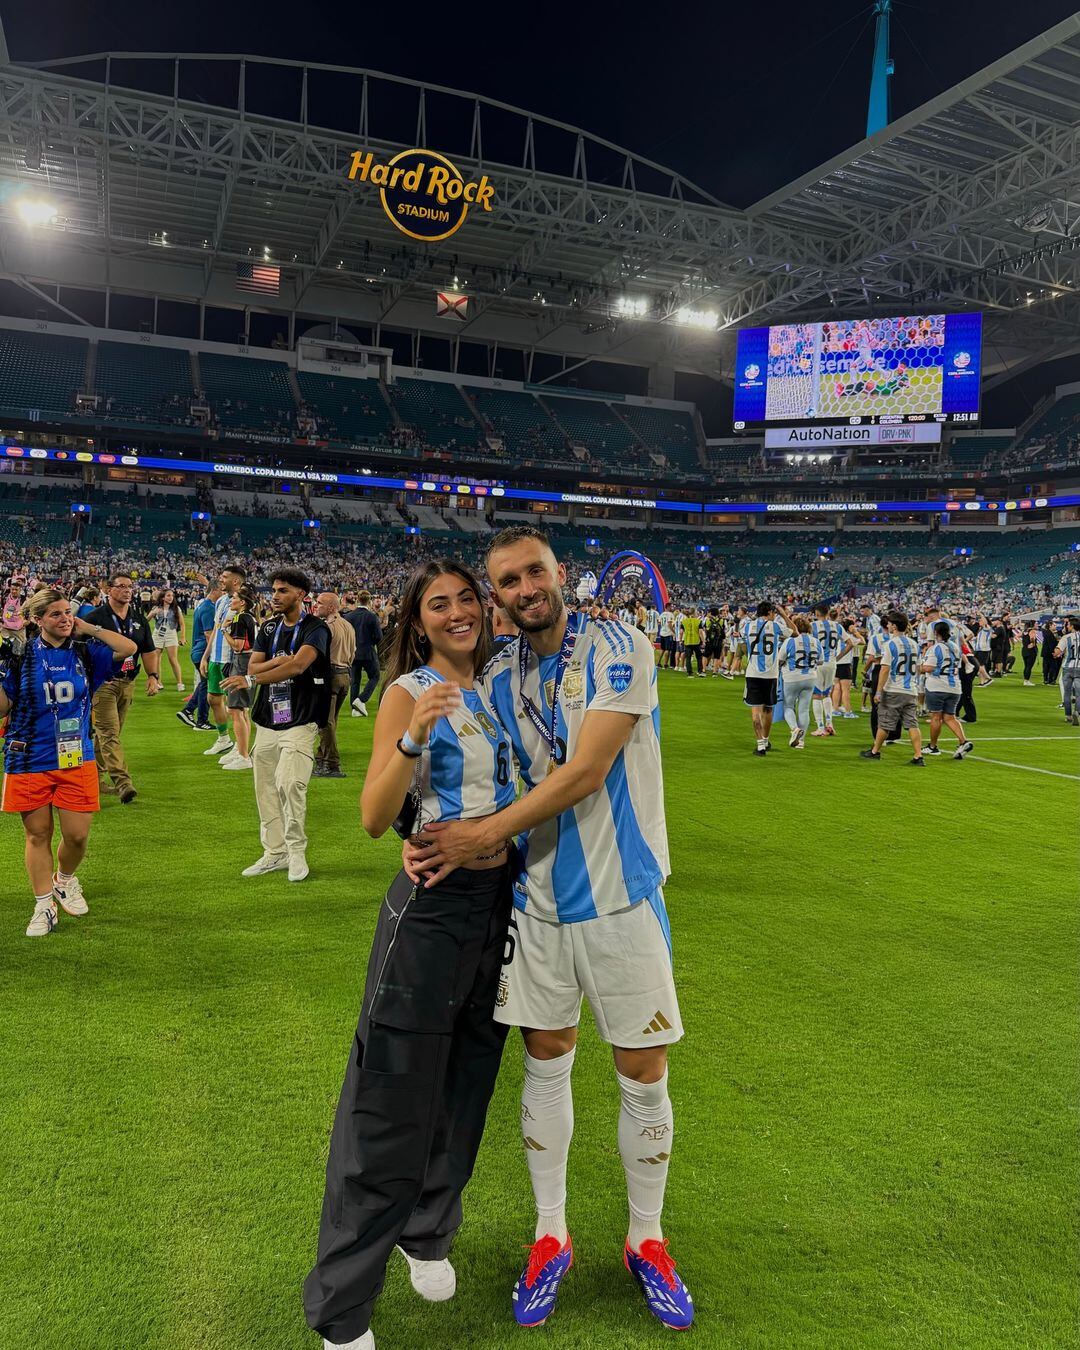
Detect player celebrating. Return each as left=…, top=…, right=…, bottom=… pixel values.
left=779, top=616, right=824, bottom=749
left=408, top=525, right=694, bottom=1333
left=738, top=600, right=793, bottom=756
left=810, top=604, right=851, bottom=737
left=1, top=588, right=136, bottom=936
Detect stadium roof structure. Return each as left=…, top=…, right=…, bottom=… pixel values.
left=0, top=11, right=1078, bottom=386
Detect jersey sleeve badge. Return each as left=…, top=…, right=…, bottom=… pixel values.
left=607, top=661, right=634, bottom=693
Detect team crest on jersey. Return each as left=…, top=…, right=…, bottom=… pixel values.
left=562, top=665, right=584, bottom=701
left=607, top=661, right=633, bottom=693
left=474, top=709, right=498, bottom=739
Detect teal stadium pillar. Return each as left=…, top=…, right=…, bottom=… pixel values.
left=866, top=0, right=894, bottom=137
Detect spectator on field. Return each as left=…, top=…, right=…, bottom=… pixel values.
left=220, top=588, right=258, bottom=770
left=149, top=588, right=186, bottom=691
left=313, top=591, right=355, bottom=779
left=343, top=590, right=382, bottom=719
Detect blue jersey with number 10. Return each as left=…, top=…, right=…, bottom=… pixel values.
left=1, top=637, right=116, bottom=773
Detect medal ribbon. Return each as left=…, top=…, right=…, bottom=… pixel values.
left=519, top=612, right=581, bottom=761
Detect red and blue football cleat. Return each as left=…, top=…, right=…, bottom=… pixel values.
left=512, top=1233, right=573, bottom=1327
left=624, top=1238, right=694, bottom=1329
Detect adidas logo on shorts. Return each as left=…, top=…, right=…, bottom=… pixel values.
left=642, top=1010, right=673, bottom=1035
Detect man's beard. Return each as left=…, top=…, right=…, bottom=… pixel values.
left=511, top=587, right=564, bottom=633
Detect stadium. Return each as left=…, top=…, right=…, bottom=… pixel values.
left=1, top=5, right=1078, bottom=1348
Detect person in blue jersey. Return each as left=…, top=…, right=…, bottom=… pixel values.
left=405, top=525, right=694, bottom=1333
left=0, top=588, right=136, bottom=937
left=1053, top=616, right=1080, bottom=726
left=738, top=599, right=795, bottom=756
left=779, top=615, right=824, bottom=749
left=860, top=611, right=925, bottom=765
left=177, top=577, right=221, bottom=731
left=304, top=560, right=515, bottom=1350
left=809, top=603, right=853, bottom=737
left=919, top=621, right=974, bottom=759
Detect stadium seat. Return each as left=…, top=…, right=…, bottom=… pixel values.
left=0, top=330, right=88, bottom=417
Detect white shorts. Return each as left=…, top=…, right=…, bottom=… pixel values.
left=153, top=630, right=179, bottom=649
left=814, top=661, right=837, bottom=696
left=494, top=893, right=683, bottom=1047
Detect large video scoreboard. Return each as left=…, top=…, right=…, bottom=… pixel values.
left=733, top=313, right=983, bottom=431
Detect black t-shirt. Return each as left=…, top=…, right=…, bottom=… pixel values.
left=224, top=611, right=257, bottom=652
left=251, top=614, right=331, bottom=730
left=83, top=603, right=156, bottom=681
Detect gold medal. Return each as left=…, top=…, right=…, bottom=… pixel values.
left=546, top=757, right=557, bottom=776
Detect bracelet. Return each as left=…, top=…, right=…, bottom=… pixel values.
left=396, top=736, right=424, bottom=759
left=245, top=674, right=254, bottom=689
left=402, top=728, right=428, bottom=755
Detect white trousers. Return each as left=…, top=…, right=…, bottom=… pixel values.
left=252, top=721, right=318, bottom=857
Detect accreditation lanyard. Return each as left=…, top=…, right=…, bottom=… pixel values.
left=269, top=619, right=303, bottom=725
left=519, top=612, right=580, bottom=772
left=109, top=608, right=137, bottom=674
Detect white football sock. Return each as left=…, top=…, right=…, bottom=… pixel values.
left=812, top=697, right=825, bottom=729
left=522, top=1048, right=575, bottom=1242
left=824, top=695, right=835, bottom=727
left=617, top=1070, right=673, bottom=1251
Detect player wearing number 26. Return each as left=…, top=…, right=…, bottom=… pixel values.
left=0, top=588, right=136, bottom=937
left=304, top=559, right=516, bottom=1350
left=859, top=611, right=925, bottom=766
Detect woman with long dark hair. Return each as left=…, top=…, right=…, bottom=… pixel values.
left=304, top=559, right=515, bottom=1350
left=149, top=587, right=186, bottom=691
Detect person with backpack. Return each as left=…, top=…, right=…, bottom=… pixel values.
left=0, top=588, right=136, bottom=937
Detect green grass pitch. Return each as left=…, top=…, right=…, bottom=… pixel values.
left=2, top=669, right=1078, bottom=1349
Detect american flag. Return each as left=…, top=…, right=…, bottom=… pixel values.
left=236, top=262, right=281, bottom=296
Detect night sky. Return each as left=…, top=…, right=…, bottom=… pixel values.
left=4, top=1, right=1077, bottom=423
left=7, top=0, right=1078, bottom=205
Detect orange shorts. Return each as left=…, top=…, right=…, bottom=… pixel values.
left=1, top=761, right=100, bottom=814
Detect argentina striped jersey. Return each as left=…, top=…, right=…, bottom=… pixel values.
left=881, top=635, right=920, bottom=693
left=778, top=633, right=824, bottom=675
left=924, top=641, right=962, bottom=692
left=481, top=616, right=667, bottom=925
left=811, top=619, right=845, bottom=662
left=389, top=668, right=515, bottom=828
left=739, top=618, right=790, bottom=678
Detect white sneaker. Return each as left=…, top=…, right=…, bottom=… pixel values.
left=323, top=1331, right=374, bottom=1350
left=53, top=874, right=88, bottom=916
left=177, top=682, right=186, bottom=692
left=203, top=735, right=233, bottom=756
left=222, top=756, right=253, bottom=770
left=350, top=708, right=364, bottom=717
left=352, top=699, right=368, bottom=717
left=288, top=853, right=309, bottom=882
left=241, top=853, right=288, bottom=877
left=26, top=900, right=58, bottom=937
left=399, top=1248, right=456, bottom=1302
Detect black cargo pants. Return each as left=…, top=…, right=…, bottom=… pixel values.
left=303, top=863, right=511, bottom=1344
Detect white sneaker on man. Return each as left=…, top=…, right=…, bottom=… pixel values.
left=52, top=873, right=88, bottom=915
left=26, top=900, right=58, bottom=937
left=288, top=853, right=310, bottom=882
left=176, top=682, right=186, bottom=692
left=398, top=1248, right=456, bottom=1302
left=241, top=853, right=288, bottom=877
left=351, top=699, right=368, bottom=717
left=203, top=734, right=233, bottom=756
left=222, top=755, right=253, bottom=770
left=323, top=1331, right=374, bottom=1350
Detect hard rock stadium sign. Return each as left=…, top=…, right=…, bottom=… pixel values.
left=347, top=149, right=496, bottom=242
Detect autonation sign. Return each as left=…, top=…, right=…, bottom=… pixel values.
left=763, top=424, right=942, bottom=448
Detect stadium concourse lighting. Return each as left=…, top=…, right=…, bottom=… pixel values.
left=15, top=198, right=57, bottom=227
left=615, top=296, right=648, bottom=318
